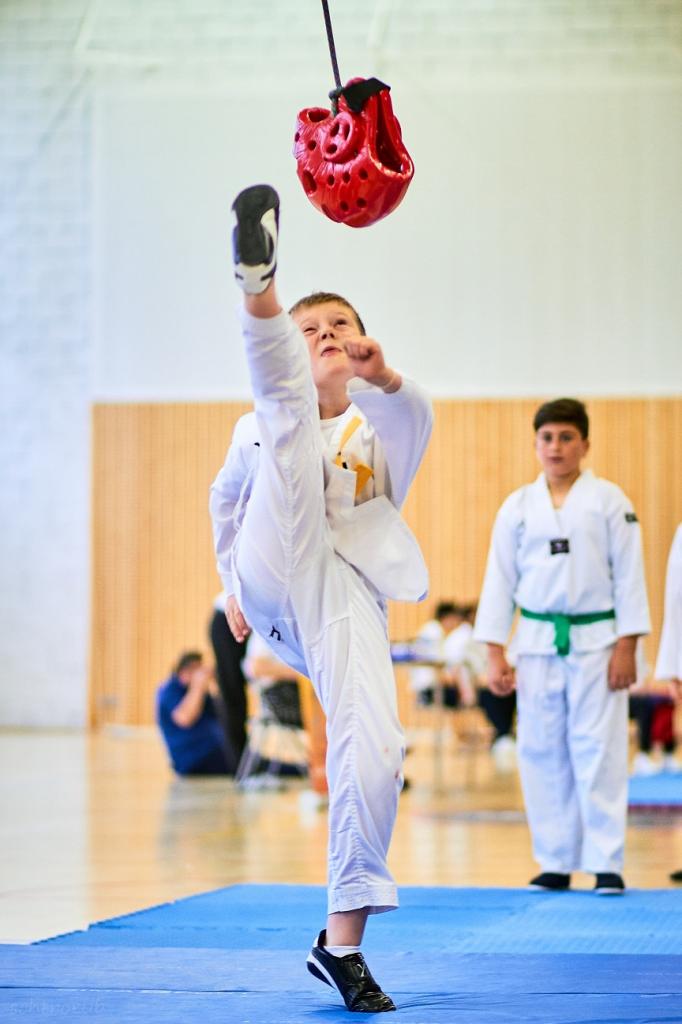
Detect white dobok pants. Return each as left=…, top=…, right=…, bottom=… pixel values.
left=515, top=647, right=629, bottom=874
left=233, top=310, right=404, bottom=915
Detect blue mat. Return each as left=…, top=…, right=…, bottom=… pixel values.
left=37, top=885, right=682, bottom=954
left=629, top=772, right=682, bottom=807
left=2, top=887, right=681, bottom=1023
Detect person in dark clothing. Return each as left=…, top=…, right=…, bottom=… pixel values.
left=209, top=592, right=248, bottom=773
left=628, top=691, right=679, bottom=775
left=156, top=651, right=231, bottom=776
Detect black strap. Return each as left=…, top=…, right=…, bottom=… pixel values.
left=329, top=77, right=390, bottom=114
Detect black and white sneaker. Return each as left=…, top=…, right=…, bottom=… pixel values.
left=528, top=872, right=571, bottom=891
left=306, top=930, right=396, bottom=1013
left=594, top=872, right=625, bottom=895
left=231, top=184, right=279, bottom=294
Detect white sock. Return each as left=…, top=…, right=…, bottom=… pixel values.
left=325, top=944, right=361, bottom=958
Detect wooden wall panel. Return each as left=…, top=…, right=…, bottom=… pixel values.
left=90, top=399, right=682, bottom=727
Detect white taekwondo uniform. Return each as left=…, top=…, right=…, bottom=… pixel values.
left=210, top=309, right=432, bottom=915
left=655, top=524, right=682, bottom=682
left=474, top=470, right=650, bottom=874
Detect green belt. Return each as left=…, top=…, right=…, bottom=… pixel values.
left=520, top=608, right=616, bottom=656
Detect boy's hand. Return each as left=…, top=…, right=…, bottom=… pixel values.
left=226, top=594, right=251, bottom=643
left=669, top=678, right=682, bottom=701
left=343, top=337, right=401, bottom=392
left=607, top=636, right=638, bottom=690
left=486, top=644, right=516, bottom=696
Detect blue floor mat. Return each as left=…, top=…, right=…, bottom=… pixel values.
left=37, top=885, right=682, bottom=954
left=629, top=772, right=682, bottom=807
left=2, top=887, right=681, bottom=1023
left=1, top=948, right=680, bottom=1023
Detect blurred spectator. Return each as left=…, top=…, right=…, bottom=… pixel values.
left=409, top=601, right=463, bottom=707
left=629, top=691, right=680, bottom=775
left=156, top=651, right=231, bottom=776
left=447, top=603, right=517, bottom=772
left=410, top=601, right=517, bottom=771
left=237, top=631, right=308, bottom=787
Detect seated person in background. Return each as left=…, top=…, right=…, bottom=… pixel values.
left=156, top=651, right=231, bottom=776
left=447, top=603, right=517, bottom=772
left=410, top=601, right=517, bottom=770
left=410, top=601, right=465, bottom=707
left=238, top=630, right=308, bottom=784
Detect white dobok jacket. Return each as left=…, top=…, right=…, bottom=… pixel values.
left=654, top=523, right=682, bottom=681
left=474, top=470, right=651, bottom=656
left=210, top=375, right=433, bottom=606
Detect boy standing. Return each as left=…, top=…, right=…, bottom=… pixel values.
left=209, top=185, right=432, bottom=1012
left=474, top=398, right=650, bottom=894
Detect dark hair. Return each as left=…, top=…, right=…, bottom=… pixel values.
left=288, top=291, right=366, bottom=335
left=533, top=398, right=589, bottom=439
left=174, top=650, right=203, bottom=675
left=435, top=601, right=459, bottom=621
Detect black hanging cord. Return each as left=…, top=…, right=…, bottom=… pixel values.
left=321, top=0, right=343, bottom=111
left=320, top=2, right=390, bottom=115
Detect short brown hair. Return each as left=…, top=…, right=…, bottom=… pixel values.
left=533, top=398, right=589, bottom=439
left=289, top=291, right=366, bottom=335
left=174, top=651, right=203, bottom=675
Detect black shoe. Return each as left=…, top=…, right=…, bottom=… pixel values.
left=594, top=872, right=625, bottom=895
left=231, top=184, right=279, bottom=294
left=528, top=872, right=571, bottom=891
left=306, top=930, right=396, bottom=1013
left=671, top=869, right=682, bottom=883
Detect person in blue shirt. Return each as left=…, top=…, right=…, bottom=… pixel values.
left=156, top=651, right=231, bottom=775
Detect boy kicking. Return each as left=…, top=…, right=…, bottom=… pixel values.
left=474, top=398, right=650, bottom=894
left=209, top=185, right=433, bottom=1011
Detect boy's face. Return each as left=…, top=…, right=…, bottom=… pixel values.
left=440, top=613, right=462, bottom=635
left=293, top=301, right=361, bottom=391
left=178, top=660, right=207, bottom=687
left=535, top=421, right=589, bottom=480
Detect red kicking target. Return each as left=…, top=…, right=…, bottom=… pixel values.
left=293, top=77, right=414, bottom=229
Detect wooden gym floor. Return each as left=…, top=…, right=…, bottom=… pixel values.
left=1, top=720, right=681, bottom=946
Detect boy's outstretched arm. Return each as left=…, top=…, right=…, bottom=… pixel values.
left=244, top=280, right=282, bottom=320
left=344, top=335, right=433, bottom=509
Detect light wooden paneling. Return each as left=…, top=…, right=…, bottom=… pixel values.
left=90, top=399, right=682, bottom=726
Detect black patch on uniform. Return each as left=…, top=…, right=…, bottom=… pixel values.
left=254, top=441, right=260, bottom=446
left=550, top=538, right=570, bottom=555
left=625, top=512, right=638, bottom=523
left=269, top=626, right=282, bottom=642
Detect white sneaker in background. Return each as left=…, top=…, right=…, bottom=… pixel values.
left=491, top=735, right=516, bottom=773
left=662, top=754, right=682, bottom=774
left=630, top=751, right=661, bottom=777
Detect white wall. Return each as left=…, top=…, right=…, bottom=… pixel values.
left=1, top=1, right=92, bottom=726
left=2, top=0, right=681, bottom=725
left=93, top=83, right=682, bottom=400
